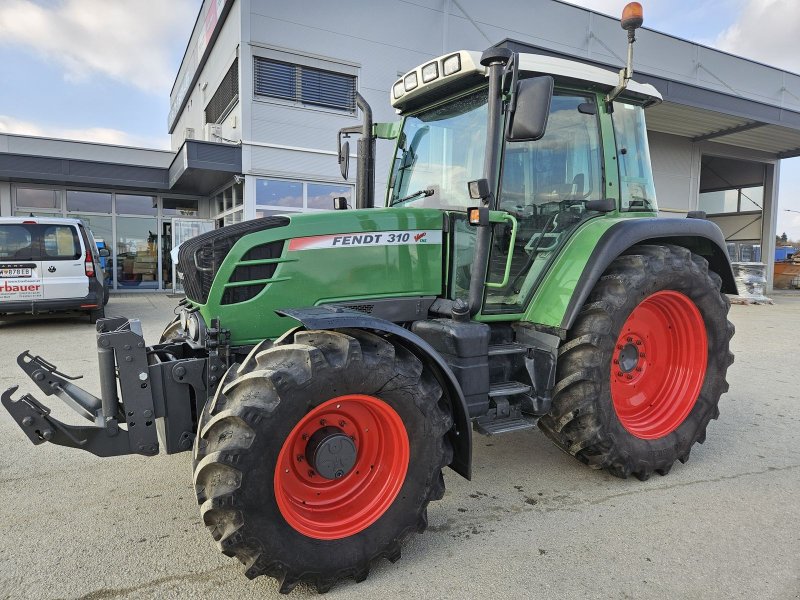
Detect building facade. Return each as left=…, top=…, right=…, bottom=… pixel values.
left=5, top=0, right=800, bottom=290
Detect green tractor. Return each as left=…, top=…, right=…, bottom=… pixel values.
left=3, top=4, right=735, bottom=594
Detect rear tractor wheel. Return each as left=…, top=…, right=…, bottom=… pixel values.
left=193, top=329, right=453, bottom=593
left=539, top=244, right=734, bottom=480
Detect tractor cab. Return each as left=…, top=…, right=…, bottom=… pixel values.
left=384, top=49, right=662, bottom=317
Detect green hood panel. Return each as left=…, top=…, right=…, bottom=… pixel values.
left=197, top=208, right=445, bottom=345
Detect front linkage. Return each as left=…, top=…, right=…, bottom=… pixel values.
left=1, top=316, right=229, bottom=457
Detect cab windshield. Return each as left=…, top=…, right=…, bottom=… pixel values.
left=388, top=89, right=487, bottom=210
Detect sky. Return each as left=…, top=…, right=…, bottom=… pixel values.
left=0, top=0, right=799, bottom=239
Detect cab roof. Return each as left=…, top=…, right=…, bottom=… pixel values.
left=391, top=50, right=662, bottom=113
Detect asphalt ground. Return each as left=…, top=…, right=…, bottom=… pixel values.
left=0, top=293, right=798, bottom=600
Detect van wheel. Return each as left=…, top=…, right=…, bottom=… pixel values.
left=89, top=306, right=105, bottom=324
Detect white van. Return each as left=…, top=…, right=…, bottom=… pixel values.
left=0, top=217, right=109, bottom=322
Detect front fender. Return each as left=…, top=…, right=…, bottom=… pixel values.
left=278, top=306, right=472, bottom=480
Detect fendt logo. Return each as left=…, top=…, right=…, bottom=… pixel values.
left=2, top=281, right=41, bottom=293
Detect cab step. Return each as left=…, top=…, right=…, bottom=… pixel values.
left=488, top=381, right=532, bottom=397
left=488, top=343, right=528, bottom=357
left=475, top=417, right=535, bottom=436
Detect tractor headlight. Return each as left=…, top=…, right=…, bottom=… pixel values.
left=392, top=80, right=405, bottom=100
left=187, top=312, right=201, bottom=341
left=421, top=61, right=439, bottom=83
left=443, top=53, right=461, bottom=76
left=403, top=72, right=418, bottom=92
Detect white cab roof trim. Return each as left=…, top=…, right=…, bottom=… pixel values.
left=391, top=49, right=661, bottom=111
left=517, top=53, right=662, bottom=102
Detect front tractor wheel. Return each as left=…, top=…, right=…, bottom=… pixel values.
left=539, top=244, right=734, bottom=480
left=192, top=329, right=453, bottom=593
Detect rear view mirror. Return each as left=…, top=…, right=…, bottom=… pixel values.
left=98, top=248, right=110, bottom=257
left=506, top=75, right=554, bottom=142
left=338, top=139, right=350, bottom=180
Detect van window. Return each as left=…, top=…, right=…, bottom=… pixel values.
left=42, top=225, right=81, bottom=260
left=0, top=225, right=34, bottom=260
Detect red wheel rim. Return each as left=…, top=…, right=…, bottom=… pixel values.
left=610, top=290, right=707, bottom=439
left=274, top=394, right=410, bottom=540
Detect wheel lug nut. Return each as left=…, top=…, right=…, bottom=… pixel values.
left=636, top=340, right=642, bottom=346
left=339, top=420, right=346, bottom=427
left=617, top=344, right=624, bottom=350
left=319, top=419, right=326, bottom=426
left=301, top=433, right=308, bottom=441
left=626, top=374, right=633, bottom=380
left=636, top=367, right=642, bottom=372
left=626, top=337, right=632, bottom=343
left=613, top=359, right=619, bottom=364
left=616, top=371, right=623, bottom=377
left=296, top=455, right=304, bottom=462
left=308, top=469, right=315, bottom=477
left=640, top=353, right=646, bottom=358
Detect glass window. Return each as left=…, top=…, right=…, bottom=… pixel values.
left=254, top=58, right=296, bottom=101
left=613, top=102, right=657, bottom=211
left=42, top=225, right=81, bottom=260
left=0, top=225, right=33, bottom=260
left=256, top=179, right=303, bottom=209
left=699, top=190, right=738, bottom=214
left=16, top=187, right=59, bottom=209
left=233, top=181, right=244, bottom=207
left=67, top=190, right=112, bottom=213
left=116, top=217, right=158, bottom=289
left=389, top=89, right=488, bottom=210
left=116, top=194, right=156, bottom=216
left=254, top=56, right=356, bottom=113
left=163, top=198, right=199, bottom=216
left=307, top=183, right=351, bottom=210
left=301, top=67, right=355, bottom=111
left=740, top=186, right=763, bottom=211
left=484, top=94, right=604, bottom=314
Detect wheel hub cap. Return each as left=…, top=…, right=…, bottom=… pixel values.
left=305, top=426, right=357, bottom=480
left=617, top=340, right=641, bottom=373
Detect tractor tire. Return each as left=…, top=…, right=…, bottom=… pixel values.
left=192, top=328, right=453, bottom=593
left=538, top=244, right=734, bottom=480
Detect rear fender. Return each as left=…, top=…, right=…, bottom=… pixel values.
left=277, top=307, right=472, bottom=480
left=561, top=218, right=737, bottom=332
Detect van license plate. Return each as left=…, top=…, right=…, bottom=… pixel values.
left=0, top=268, right=32, bottom=278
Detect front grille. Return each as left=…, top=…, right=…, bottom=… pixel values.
left=178, top=217, right=289, bottom=303
left=221, top=241, right=284, bottom=305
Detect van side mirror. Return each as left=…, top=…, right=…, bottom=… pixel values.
left=505, top=75, right=554, bottom=142
left=98, top=248, right=110, bottom=257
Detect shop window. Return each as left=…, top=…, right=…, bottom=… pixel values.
left=256, top=178, right=352, bottom=213
left=116, top=217, right=159, bottom=289
left=254, top=56, right=356, bottom=113
left=16, top=187, right=59, bottom=210
left=116, top=194, right=157, bottom=216
left=67, top=190, right=112, bottom=213
left=163, top=198, right=199, bottom=216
